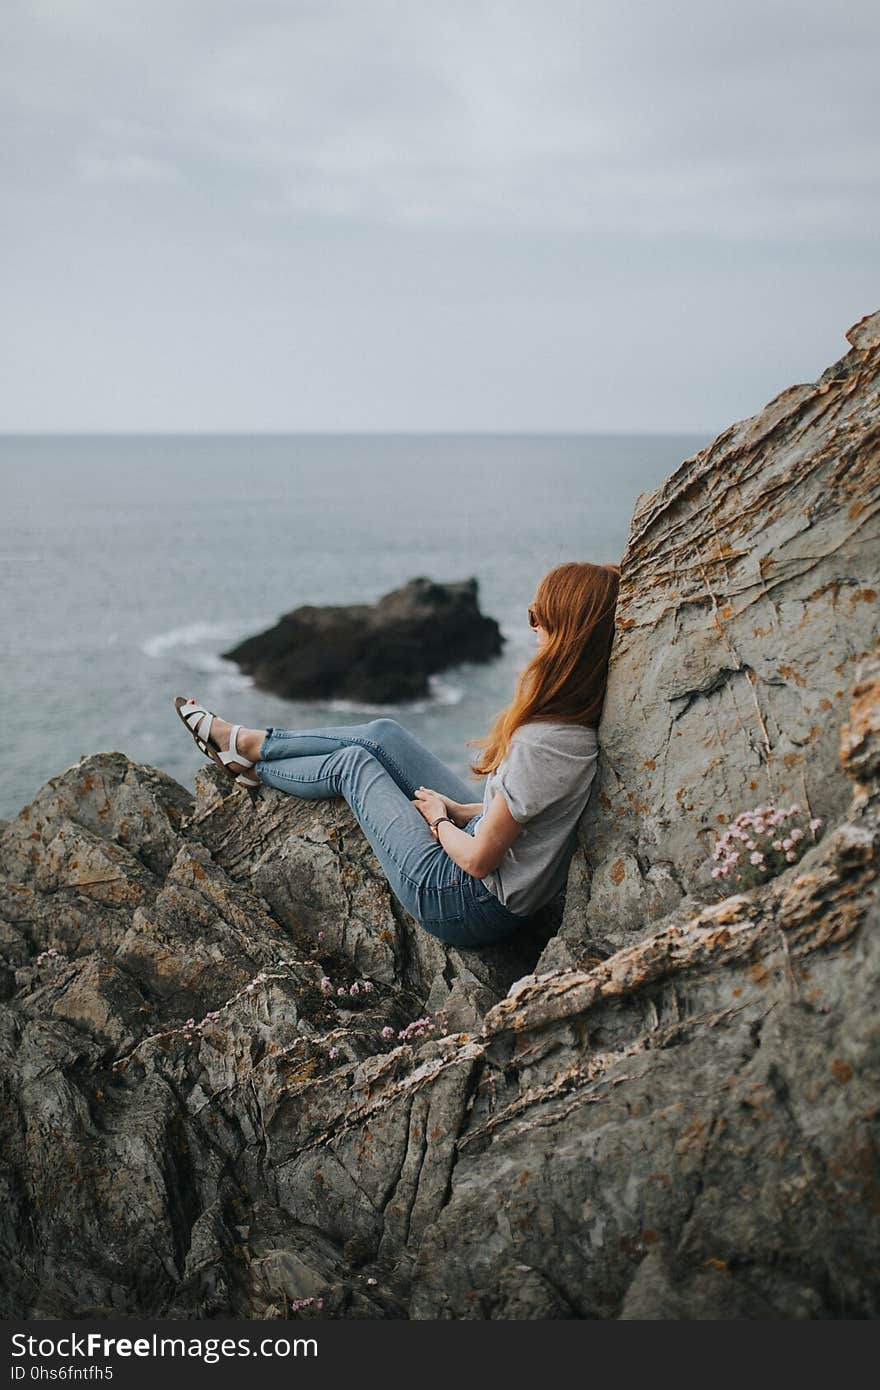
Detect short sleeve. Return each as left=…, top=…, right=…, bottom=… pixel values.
left=494, top=736, right=573, bottom=823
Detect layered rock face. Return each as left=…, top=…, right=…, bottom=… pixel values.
left=222, top=576, right=503, bottom=703
left=0, top=314, right=878, bottom=1320
left=548, top=309, right=880, bottom=969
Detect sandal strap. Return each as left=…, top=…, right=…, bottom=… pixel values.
left=181, top=701, right=209, bottom=719
left=176, top=700, right=214, bottom=756
left=180, top=701, right=257, bottom=783
left=219, top=724, right=254, bottom=768
left=182, top=704, right=214, bottom=746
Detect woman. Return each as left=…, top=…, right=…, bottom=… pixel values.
left=175, top=561, right=620, bottom=948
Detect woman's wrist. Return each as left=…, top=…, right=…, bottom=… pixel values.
left=430, top=815, right=455, bottom=840
left=433, top=817, right=482, bottom=877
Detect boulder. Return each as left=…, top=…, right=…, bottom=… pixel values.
left=222, top=576, right=503, bottom=703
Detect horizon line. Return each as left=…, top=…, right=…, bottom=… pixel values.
left=0, top=426, right=716, bottom=440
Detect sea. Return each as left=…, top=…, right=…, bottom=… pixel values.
left=1, top=433, right=708, bottom=820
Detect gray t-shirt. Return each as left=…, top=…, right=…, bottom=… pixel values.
left=474, top=720, right=600, bottom=917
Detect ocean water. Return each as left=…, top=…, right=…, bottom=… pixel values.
left=1, top=433, right=707, bottom=820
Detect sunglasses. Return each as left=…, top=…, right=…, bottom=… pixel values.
left=528, top=606, right=540, bottom=629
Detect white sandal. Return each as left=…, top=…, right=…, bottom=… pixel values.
left=174, top=697, right=261, bottom=788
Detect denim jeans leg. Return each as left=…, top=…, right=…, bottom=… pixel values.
left=250, top=724, right=525, bottom=946
left=256, top=718, right=477, bottom=803
left=255, top=742, right=453, bottom=923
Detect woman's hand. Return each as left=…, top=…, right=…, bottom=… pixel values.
left=412, top=787, right=451, bottom=830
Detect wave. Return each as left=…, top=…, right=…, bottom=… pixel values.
left=141, top=616, right=274, bottom=661
left=141, top=620, right=239, bottom=659
left=191, top=652, right=254, bottom=691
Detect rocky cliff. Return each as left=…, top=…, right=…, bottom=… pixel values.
left=1, top=312, right=878, bottom=1319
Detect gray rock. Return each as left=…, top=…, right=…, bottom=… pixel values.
left=548, top=308, right=880, bottom=964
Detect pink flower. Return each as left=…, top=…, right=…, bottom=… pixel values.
left=317, top=931, right=324, bottom=943
left=785, top=850, right=797, bottom=862
left=397, top=1016, right=436, bottom=1042
left=788, top=804, right=801, bottom=815
left=772, top=840, right=783, bottom=851
left=290, top=1297, right=315, bottom=1312
left=362, top=981, right=374, bottom=993
left=328, top=1046, right=339, bottom=1059
left=381, top=1026, right=395, bottom=1039
left=320, top=977, right=332, bottom=993
left=349, top=982, right=360, bottom=996
left=790, top=828, right=803, bottom=843
left=809, top=817, right=823, bottom=832
left=711, top=866, right=724, bottom=879
left=337, top=986, right=347, bottom=996
left=749, top=851, right=764, bottom=866
left=782, top=838, right=793, bottom=851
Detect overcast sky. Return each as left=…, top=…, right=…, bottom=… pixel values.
left=2, top=0, right=877, bottom=432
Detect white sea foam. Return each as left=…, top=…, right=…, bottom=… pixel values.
left=427, top=675, right=465, bottom=706
left=141, top=616, right=274, bottom=661
left=141, top=620, right=238, bottom=659
left=194, top=654, right=254, bottom=690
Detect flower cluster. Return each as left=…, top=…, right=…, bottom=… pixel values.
left=710, top=803, right=823, bottom=890
left=289, top=1296, right=324, bottom=1314
left=180, top=1012, right=222, bottom=1045
left=396, top=1016, right=435, bottom=1042
left=35, top=947, right=63, bottom=966
left=320, top=975, right=375, bottom=1001
left=393, top=1009, right=450, bottom=1044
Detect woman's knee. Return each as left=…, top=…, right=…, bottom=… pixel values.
left=367, top=717, right=403, bottom=745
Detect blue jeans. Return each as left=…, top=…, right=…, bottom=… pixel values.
left=254, top=717, right=530, bottom=947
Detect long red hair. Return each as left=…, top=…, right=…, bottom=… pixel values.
left=469, top=561, right=620, bottom=776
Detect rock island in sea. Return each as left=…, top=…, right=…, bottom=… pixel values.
left=221, top=575, right=504, bottom=704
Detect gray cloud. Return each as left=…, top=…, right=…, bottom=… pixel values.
left=2, top=0, right=878, bottom=430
